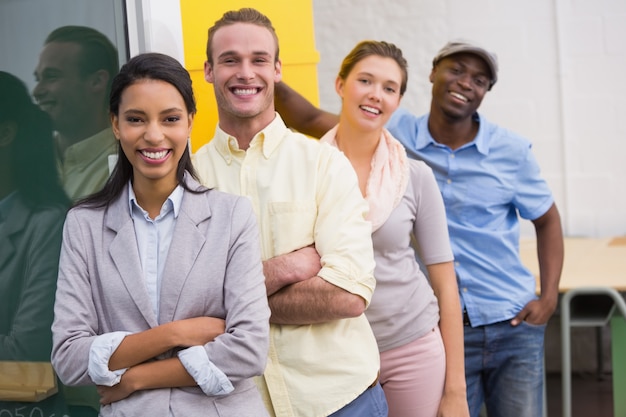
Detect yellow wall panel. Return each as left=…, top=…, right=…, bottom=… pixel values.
left=179, top=0, right=320, bottom=151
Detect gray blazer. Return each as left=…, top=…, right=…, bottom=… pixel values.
left=51, top=178, right=270, bottom=417
left=0, top=195, right=70, bottom=416
left=0, top=194, right=66, bottom=361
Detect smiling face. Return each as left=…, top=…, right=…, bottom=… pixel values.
left=33, top=42, right=96, bottom=133
left=429, top=53, right=491, bottom=121
left=111, top=79, right=193, bottom=192
left=204, top=22, right=282, bottom=132
left=336, top=55, right=403, bottom=133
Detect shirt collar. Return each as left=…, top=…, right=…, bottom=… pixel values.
left=212, top=113, right=288, bottom=164
left=127, top=181, right=184, bottom=220
left=417, top=112, right=489, bottom=155
left=57, top=127, right=117, bottom=166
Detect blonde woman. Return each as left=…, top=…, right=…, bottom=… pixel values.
left=320, top=41, right=469, bottom=417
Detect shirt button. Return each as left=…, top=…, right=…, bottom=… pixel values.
left=447, top=179, right=452, bottom=184
left=462, top=287, right=468, bottom=292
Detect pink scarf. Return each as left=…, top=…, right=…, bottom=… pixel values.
left=321, top=125, right=409, bottom=232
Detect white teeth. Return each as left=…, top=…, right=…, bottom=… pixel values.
left=142, top=150, right=168, bottom=160
left=361, top=105, right=380, bottom=115
left=233, top=88, right=258, bottom=95
left=450, top=92, right=468, bottom=102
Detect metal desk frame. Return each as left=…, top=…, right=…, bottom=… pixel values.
left=560, top=286, right=626, bottom=417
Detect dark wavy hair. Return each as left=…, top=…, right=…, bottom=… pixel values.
left=0, top=71, right=69, bottom=209
left=77, top=52, right=205, bottom=209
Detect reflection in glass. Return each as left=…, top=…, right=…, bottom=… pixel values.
left=1, top=2, right=126, bottom=415
left=33, top=26, right=120, bottom=201
left=0, top=71, right=71, bottom=417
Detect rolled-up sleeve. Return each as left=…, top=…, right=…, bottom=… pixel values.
left=178, top=346, right=233, bottom=395
left=88, top=331, right=130, bottom=386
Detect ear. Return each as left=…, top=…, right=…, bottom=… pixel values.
left=204, top=61, right=214, bottom=84
left=429, top=66, right=436, bottom=83
left=90, top=69, right=110, bottom=93
left=274, top=59, right=282, bottom=83
left=110, top=113, right=121, bottom=141
left=0, top=121, right=17, bottom=148
left=335, top=76, right=344, bottom=98
left=187, top=112, right=195, bottom=136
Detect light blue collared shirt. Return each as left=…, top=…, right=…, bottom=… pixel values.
left=128, top=183, right=183, bottom=319
left=387, top=108, right=554, bottom=326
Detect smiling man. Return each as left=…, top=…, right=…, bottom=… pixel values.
left=33, top=26, right=119, bottom=200
left=386, top=40, right=564, bottom=417
left=193, top=8, right=387, bottom=417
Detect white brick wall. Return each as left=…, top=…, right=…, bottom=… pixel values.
left=310, top=0, right=626, bottom=238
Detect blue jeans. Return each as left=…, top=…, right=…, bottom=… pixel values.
left=464, top=320, right=545, bottom=417
left=328, top=383, right=388, bottom=417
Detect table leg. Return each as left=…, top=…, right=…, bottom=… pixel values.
left=612, top=314, right=626, bottom=417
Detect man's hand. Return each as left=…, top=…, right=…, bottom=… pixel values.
left=264, top=245, right=321, bottom=295
left=511, top=296, right=557, bottom=326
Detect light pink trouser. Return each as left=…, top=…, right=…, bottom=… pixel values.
left=379, top=326, right=446, bottom=417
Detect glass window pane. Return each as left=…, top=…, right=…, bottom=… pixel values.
left=0, top=1, right=127, bottom=415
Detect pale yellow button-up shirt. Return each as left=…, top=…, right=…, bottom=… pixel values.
left=56, top=127, right=117, bottom=201
left=193, top=115, right=380, bottom=417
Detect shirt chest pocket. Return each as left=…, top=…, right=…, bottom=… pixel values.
left=268, top=201, right=317, bottom=256
left=455, top=182, right=515, bottom=227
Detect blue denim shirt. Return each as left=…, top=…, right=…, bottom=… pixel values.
left=387, top=108, right=554, bottom=326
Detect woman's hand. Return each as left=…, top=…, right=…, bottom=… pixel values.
left=98, top=357, right=198, bottom=404
left=109, top=316, right=225, bottom=371
left=437, top=389, right=470, bottom=417
left=97, top=370, right=138, bottom=405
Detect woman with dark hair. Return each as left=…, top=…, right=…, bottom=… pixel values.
left=0, top=71, right=70, bottom=415
left=51, top=53, right=270, bottom=417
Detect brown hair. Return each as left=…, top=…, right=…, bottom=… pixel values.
left=45, top=25, right=119, bottom=97
left=206, top=8, right=279, bottom=65
left=338, top=40, right=408, bottom=96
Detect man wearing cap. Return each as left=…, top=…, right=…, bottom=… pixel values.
left=274, top=40, right=564, bottom=417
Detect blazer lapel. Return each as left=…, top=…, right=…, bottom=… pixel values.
left=106, top=189, right=159, bottom=328
left=158, top=181, right=210, bottom=324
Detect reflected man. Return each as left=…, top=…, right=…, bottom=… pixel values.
left=33, top=25, right=119, bottom=200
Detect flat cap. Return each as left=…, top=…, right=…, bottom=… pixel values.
left=433, top=40, right=499, bottom=89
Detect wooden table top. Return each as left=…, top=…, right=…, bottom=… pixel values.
left=520, top=236, right=626, bottom=293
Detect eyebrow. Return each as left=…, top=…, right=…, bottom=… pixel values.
left=122, top=107, right=185, bottom=115
left=217, top=50, right=273, bottom=60
left=449, top=59, right=490, bottom=78
left=34, top=67, right=63, bottom=79
left=356, top=71, right=401, bottom=86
